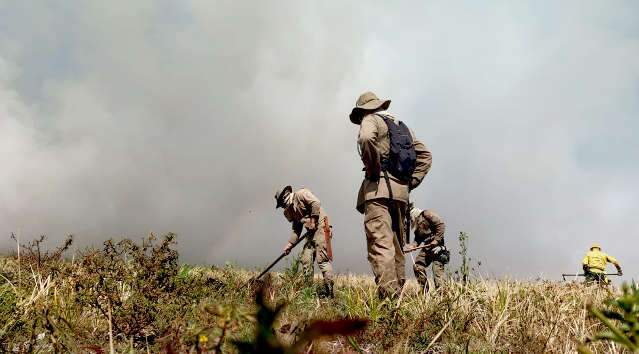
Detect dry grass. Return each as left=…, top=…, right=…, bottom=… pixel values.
left=0, top=235, right=627, bottom=353
left=197, top=265, right=621, bottom=353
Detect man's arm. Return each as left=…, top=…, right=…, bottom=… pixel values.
left=298, top=189, right=321, bottom=229
left=607, top=255, right=622, bottom=275
left=285, top=221, right=304, bottom=254
left=410, top=138, right=432, bottom=189
left=582, top=255, right=590, bottom=273
left=417, top=211, right=445, bottom=248
left=299, top=189, right=321, bottom=218
left=429, top=212, right=446, bottom=245
left=358, top=115, right=381, bottom=180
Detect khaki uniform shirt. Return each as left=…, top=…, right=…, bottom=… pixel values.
left=283, top=188, right=327, bottom=244
left=414, top=209, right=445, bottom=245
left=356, top=112, right=432, bottom=213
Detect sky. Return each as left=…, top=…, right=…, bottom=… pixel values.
left=1, top=1, right=638, bottom=281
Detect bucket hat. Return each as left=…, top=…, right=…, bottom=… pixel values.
left=349, top=91, right=391, bottom=124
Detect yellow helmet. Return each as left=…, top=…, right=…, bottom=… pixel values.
left=590, top=243, right=601, bottom=251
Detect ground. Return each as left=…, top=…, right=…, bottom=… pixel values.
left=0, top=235, right=631, bottom=353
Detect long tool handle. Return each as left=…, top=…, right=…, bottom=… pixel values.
left=403, top=243, right=433, bottom=253
left=561, top=273, right=620, bottom=280
left=252, top=231, right=310, bottom=282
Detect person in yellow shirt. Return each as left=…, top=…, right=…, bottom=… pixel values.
left=582, top=243, right=622, bottom=284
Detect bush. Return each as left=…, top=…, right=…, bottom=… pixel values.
left=580, top=283, right=639, bottom=353
left=73, top=233, right=180, bottom=341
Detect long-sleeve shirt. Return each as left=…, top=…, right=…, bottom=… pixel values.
left=283, top=188, right=326, bottom=244
left=414, top=209, right=446, bottom=245
left=356, top=111, right=432, bottom=213
left=582, top=250, right=620, bottom=273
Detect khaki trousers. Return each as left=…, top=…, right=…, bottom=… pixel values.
left=413, top=250, right=446, bottom=290
left=299, top=221, right=333, bottom=283
left=364, top=199, right=406, bottom=298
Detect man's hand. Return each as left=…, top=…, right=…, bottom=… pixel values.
left=427, top=241, right=439, bottom=249
left=283, top=242, right=293, bottom=255
left=617, top=268, right=623, bottom=276
left=402, top=240, right=438, bottom=253
left=305, top=216, right=319, bottom=230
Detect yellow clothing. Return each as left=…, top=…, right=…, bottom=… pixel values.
left=582, top=249, right=619, bottom=273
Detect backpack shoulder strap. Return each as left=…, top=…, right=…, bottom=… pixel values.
left=375, top=112, right=396, bottom=124
left=375, top=113, right=399, bottom=145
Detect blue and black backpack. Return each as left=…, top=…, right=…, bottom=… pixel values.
left=377, top=114, right=416, bottom=184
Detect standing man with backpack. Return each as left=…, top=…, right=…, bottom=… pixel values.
left=350, top=91, right=432, bottom=299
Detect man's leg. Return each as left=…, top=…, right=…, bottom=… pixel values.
left=432, top=260, right=446, bottom=289
left=584, top=272, right=594, bottom=285
left=431, top=247, right=449, bottom=289
left=393, top=200, right=407, bottom=289
left=595, top=273, right=608, bottom=286
left=316, top=244, right=334, bottom=297
left=316, top=218, right=334, bottom=297
left=413, top=248, right=432, bottom=294
left=364, top=200, right=402, bottom=298
left=299, top=239, right=315, bottom=282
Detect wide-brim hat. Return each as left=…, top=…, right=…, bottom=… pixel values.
left=409, top=206, right=424, bottom=224
left=349, top=91, right=391, bottom=124
left=275, top=185, right=292, bottom=209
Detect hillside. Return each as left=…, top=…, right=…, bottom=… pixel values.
left=0, top=234, right=634, bottom=353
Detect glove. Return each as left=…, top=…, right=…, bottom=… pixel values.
left=617, top=268, right=623, bottom=276
left=439, top=249, right=451, bottom=264
left=283, top=242, right=293, bottom=255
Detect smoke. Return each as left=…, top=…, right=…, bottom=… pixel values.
left=1, top=1, right=638, bottom=279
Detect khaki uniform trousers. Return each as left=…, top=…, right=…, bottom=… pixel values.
left=299, top=218, right=333, bottom=283
left=364, top=199, right=406, bottom=298
left=413, top=250, right=446, bottom=290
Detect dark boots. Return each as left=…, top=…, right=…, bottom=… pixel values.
left=320, top=279, right=334, bottom=298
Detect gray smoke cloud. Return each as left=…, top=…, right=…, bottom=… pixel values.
left=1, top=1, right=638, bottom=280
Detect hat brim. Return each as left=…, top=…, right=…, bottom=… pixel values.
left=349, top=99, right=391, bottom=124
left=275, top=185, right=292, bottom=209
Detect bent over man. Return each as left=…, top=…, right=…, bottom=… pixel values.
left=408, top=206, right=449, bottom=292
left=350, top=91, right=432, bottom=298
left=275, top=185, right=334, bottom=297
left=582, top=243, right=622, bottom=285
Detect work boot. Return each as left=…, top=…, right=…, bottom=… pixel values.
left=321, top=279, right=334, bottom=298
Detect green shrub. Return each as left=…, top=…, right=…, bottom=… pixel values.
left=0, top=283, right=17, bottom=326
left=579, top=283, right=639, bottom=353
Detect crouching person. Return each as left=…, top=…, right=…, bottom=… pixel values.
left=275, top=185, right=334, bottom=297
left=408, top=206, right=449, bottom=293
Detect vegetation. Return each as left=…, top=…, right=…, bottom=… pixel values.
left=579, top=283, right=639, bottom=353
left=0, top=233, right=632, bottom=353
